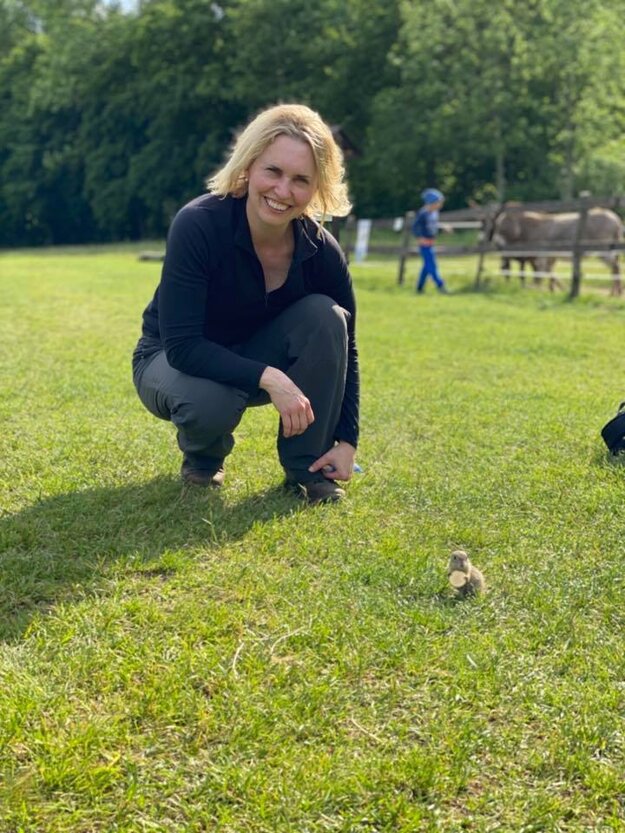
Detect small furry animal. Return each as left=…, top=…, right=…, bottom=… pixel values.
left=447, top=550, right=486, bottom=597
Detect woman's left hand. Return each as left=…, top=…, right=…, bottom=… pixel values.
left=308, top=441, right=356, bottom=481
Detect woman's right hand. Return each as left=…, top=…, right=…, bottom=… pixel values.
left=259, top=367, right=315, bottom=438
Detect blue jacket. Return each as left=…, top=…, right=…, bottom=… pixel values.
left=412, top=207, right=439, bottom=240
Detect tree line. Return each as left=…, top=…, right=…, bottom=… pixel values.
left=1, top=0, right=624, bottom=246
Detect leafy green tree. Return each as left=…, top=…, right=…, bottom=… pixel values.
left=312, top=0, right=401, bottom=142
left=0, top=0, right=37, bottom=55
left=533, top=0, right=625, bottom=198
left=0, top=0, right=111, bottom=244
left=123, top=0, right=244, bottom=235
left=359, top=0, right=545, bottom=213
left=358, top=0, right=625, bottom=214
left=2, top=0, right=624, bottom=245
left=225, top=0, right=401, bottom=213
left=3, top=0, right=242, bottom=242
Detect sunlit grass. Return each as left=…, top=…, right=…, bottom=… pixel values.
left=1, top=244, right=625, bottom=831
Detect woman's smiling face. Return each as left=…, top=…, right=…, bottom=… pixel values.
left=246, top=135, right=318, bottom=230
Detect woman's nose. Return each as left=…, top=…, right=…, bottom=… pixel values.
left=273, top=177, right=291, bottom=199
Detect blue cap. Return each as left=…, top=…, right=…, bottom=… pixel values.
left=421, top=188, right=444, bottom=205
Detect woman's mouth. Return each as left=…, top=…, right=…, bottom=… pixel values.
left=264, top=197, right=289, bottom=212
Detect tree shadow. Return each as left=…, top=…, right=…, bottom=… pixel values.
left=0, top=476, right=301, bottom=642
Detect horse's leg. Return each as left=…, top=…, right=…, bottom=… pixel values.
left=534, top=257, right=546, bottom=289
left=553, top=257, right=564, bottom=291
left=518, top=258, right=526, bottom=286
left=547, top=258, right=561, bottom=292
left=609, top=255, right=622, bottom=297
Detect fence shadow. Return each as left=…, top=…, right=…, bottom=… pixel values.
left=0, top=476, right=301, bottom=642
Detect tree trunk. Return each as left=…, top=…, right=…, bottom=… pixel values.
left=495, top=145, right=506, bottom=203
left=561, top=133, right=575, bottom=200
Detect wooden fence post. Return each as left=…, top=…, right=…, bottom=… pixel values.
left=570, top=194, right=590, bottom=299
left=475, top=210, right=496, bottom=288
left=397, top=211, right=415, bottom=285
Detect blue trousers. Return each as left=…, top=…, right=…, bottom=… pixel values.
left=417, top=245, right=444, bottom=292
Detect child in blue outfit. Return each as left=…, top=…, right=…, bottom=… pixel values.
left=412, top=188, right=448, bottom=294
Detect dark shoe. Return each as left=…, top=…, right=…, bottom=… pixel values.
left=181, top=462, right=225, bottom=488
left=285, top=476, right=345, bottom=505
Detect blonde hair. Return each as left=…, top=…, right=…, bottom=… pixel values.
left=206, top=103, right=352, bottom=219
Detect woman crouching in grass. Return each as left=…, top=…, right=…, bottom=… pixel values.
left=132, top=104, right=360, bottom=505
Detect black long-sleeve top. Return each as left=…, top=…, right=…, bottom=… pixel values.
left=140, top=193, right=359, bottom=448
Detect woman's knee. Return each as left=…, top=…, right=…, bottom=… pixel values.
left=297, top=294, right=348, bottom=344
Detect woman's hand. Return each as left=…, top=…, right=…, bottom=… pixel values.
left=308, top=441, right=356, bottom=481
left=259, top=367, right=314, bottom=438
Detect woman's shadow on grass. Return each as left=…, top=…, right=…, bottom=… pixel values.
left=0, top=476, right=301, bottom=642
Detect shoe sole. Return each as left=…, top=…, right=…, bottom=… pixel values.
left=181, top=472, right=225, bottom=488
left=308, top=492, right=344, bottom=506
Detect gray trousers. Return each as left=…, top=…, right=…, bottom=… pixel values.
left=132, top=294, right=349, bottom=482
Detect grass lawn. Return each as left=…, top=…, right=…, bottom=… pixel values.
left=1, top=244, right=625, bottom=832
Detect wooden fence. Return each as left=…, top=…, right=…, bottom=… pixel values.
left=340, top=195, right=625, bottom=298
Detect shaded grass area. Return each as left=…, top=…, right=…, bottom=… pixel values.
left=1, top=246, right=625, bottom=831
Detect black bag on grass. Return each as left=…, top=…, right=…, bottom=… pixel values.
left=601, top=402, right=625, bottom=455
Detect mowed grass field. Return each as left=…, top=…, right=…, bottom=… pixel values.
left=1, top=245, right=625, bottom=832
